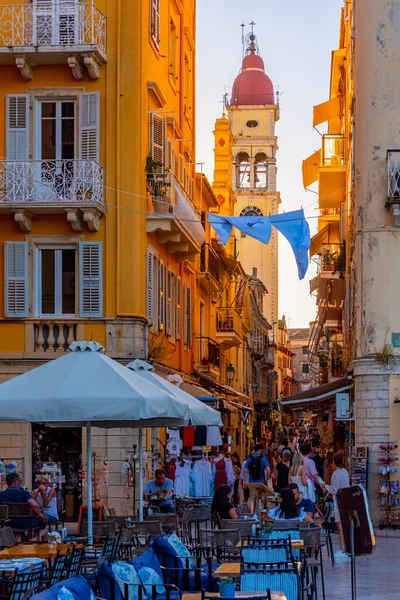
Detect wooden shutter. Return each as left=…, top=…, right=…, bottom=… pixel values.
left=183, top=283, right=188, bottom=345
left=176, top=276, right=181, bottom=340
left=79, top=92, right=100, bottom=162
left=79, top=242, right=102, bottom=317
left=146, top=248, right=154, bottom=322
left=6, top=95, right=30, bottom=160
left=166, top=268, right=172, bottom=335
left=159, top=259, right=165, bottom=331
left=187, top=285, right=192, bottom=347
left=152, top=255, right=159, bottom=329
left=149, top=113, right=165, bottom=167
left=151, top=0, right=160, bottom=47
left=178, top=154, right=184, bottom=183
left=4, top=242, right=28, bottom=318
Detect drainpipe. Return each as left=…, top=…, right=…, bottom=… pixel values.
left=115, top=0, right=122, bottom=315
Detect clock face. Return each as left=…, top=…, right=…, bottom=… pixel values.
left=240, top=206, right=263, bottom=218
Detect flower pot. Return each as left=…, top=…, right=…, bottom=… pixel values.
left=219, top=583, right=236, bottom=598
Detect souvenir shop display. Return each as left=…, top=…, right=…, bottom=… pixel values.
left=351, top=446, right=369, bottom=487
left=377, top=441, right=400, bottom=529
left=81, top=452, right=109, bottom=506
left=37, top=462, right=64, bottom=489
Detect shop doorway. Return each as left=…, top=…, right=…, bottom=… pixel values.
left=32, top=425, right=82, bottom=521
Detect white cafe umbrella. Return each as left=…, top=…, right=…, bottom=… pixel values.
left=127, top=360, right=223, bottom=426
left=0, top=342, right=191, bottom=536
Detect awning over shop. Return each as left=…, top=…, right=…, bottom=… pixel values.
left=222, top=399, right=238, bottom=413
left=302, top=150, right=321, bottom=188
left=313, top=97, right=341, bottom=128
left=310, top=222, right=340, bottom=257
left=280, top=376, right=352, bottom=410
left=180, top=381, right=218, bottom=401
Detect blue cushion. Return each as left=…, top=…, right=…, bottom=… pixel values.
left=132, top=548, right=163, bottom=579
left=152, top=533, right=193, bottom=569
left=138, top=566, right=166, bottom=597
left=97, top=560, right=121, bottom=600
left=31, top=576, right=93, bottom=600
left=57, top=588, right=75, bottom=600
left=112, top=562, right=141, bottom=600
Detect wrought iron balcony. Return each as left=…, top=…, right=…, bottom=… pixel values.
left=146, top=172, right=205, bottom=258
left=0, top=3, right=107, bottom=79
left=198, top=244, right=220, bottom=293
left=0, top=159, right=105, bottom=231
left=216, top=307, right=242, bottom=348
left=197, top=336, right=220, bottom=376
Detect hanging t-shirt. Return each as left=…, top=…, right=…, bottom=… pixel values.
left=207, top=426, right=223, bottom=447
left=182, top=426, right=195, bottom=447
left=192, top=459, right=213, bottom=497
left=194, top=426, right=207, bottom=446
left=174, top=461, right=191, bottom=496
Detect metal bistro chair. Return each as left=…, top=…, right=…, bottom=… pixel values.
left=0, top=506, right=9, bottom=528
left=0, top=527, right=17, bottom=548
left=66, top=543, right=85, bottom=578
left=3, top=503, right=42, bottom=539
left=82, top=520, right=117, bottom=540
left=241, top=537, right=294, bottom=565
left=200, top=527, right=241, bottom=562
left=42, top=548, right=70, bottom=588
left=300, top=527, right=326, bottom=600
left=203, top=593, right=271, bottom=600
left=221, top=518, right=254, bottom=539
left=190, top=504, right=211, bottom=543
left=240, top=562, right=311, bottom=600
left=129, top=520, right=163, bottom=546
left=179, top=506, right=193, bottom=545
left=211, top=510, right=222, bottom=529
left=148, top=513, right=180, bottom=533
left=0, top=565, right=44, bottom=600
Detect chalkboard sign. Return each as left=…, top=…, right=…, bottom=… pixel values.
left=77, top=505, right=103, bottom=534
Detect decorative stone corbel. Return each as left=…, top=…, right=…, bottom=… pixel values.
left=67, top=55, right=84, bottom=80
left=15, top=56, right=34, bottom=81
left=13, top=209, right=33, bottom=232
left=83, top=54, right=101, bottom=79
left=81, top=208, right=101, bottom=231
left=65, top=208, right=83, bottom=232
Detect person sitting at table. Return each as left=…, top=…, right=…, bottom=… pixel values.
left=143, top=469, right=176, bottom=514
left=211, top=484, right=238, bottom=520
left=32, top=476, right=59, bottom=526
left=287, top=482, right=315, bottom=522
left=268, top=487, right=312, bottom=522
left=0, top=473, right=47, bottom=540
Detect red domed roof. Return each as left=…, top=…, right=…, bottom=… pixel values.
left=231, top=49, right=274, bottom=106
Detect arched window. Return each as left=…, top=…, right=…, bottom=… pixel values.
left=236, top=152, right=251, bottom=188
left=255, top=152, right=268, bottom=189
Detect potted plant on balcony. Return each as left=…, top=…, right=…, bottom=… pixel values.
left=321, top=247, right=334, bottom=272
left=333, top=242, right=346, bottom=278
left=145, top=155, right=172, bottom=213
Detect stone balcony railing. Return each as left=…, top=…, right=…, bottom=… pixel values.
left=33, top=321, right=79, bottom=353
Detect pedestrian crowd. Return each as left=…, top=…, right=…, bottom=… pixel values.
left=211, top=422, right=351, bottom=560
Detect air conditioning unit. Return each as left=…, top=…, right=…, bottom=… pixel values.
left=336, top=392, right=353, bottom=420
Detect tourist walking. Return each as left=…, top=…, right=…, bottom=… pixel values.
left=331, top=453, right=350, bottom=559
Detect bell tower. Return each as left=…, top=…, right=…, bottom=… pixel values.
left=229, top=30, right=280, bottom=332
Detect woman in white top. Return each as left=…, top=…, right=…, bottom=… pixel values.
left=330, top=453, right=350, bottom=557
left=32, top=476, right=59, bottom=525
left=289, top=452, right=308, bottom=499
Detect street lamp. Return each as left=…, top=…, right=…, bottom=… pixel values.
left=226, top=363, right=235, bottom=384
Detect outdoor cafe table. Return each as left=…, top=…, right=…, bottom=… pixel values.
left=0, top=543, right=82, bottom=561
left=183, top=593, right=287, bottom=600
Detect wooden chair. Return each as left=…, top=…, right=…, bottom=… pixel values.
left=0, top=505, right=9, bottom=527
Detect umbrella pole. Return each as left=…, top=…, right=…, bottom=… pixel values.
left=138, top=427, right=143, bottom=521
left=87, top=422, right=93, bottom=544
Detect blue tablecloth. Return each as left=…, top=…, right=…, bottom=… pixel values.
left=0, top=557, right=45, bottom=573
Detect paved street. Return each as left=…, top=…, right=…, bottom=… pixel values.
left=320, top=536, right=397, bottom=599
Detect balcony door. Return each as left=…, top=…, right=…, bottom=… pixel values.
left=36, top=99, right=76, bottom=201
left=33, top=0, right=78, bottom=46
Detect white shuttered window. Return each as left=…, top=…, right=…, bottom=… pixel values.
left=79, top=92, right=100, bottom=162
left=6, top=95, right=30, bottom=160
left=159, top=260, right=165, bottom=331
left=4, top=242, right=28, bottom=317
left=79, top=242, right=102, bottom=317
left=151, top=0, right=160, bottom=47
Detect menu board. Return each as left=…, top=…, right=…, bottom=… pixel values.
left=351, top=446, right=368, bottom=487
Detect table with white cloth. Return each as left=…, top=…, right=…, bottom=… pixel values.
left=0, top=557, right=45, bottom=573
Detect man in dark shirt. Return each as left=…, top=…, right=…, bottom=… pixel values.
left=0, top=473, right=46, bottom=533
left=287, top=483, right=315, bottom=521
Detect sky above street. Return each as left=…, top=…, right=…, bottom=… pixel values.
left=196, top=0, right=343, bottom=328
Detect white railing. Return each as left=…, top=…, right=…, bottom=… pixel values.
left=0, top=3, right=106, bottom=53
left=147, top=172, right=205, bottom=248
left=34, top=321, right=76, bottom=352
left=0, top=159, right=104, bottom=204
